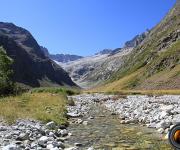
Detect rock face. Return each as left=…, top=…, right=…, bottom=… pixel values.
left=124, top=30, right=150, bottom=48
left=41, top=46, right=83, bottom=63
left=0, top=22, right=76, bottom=87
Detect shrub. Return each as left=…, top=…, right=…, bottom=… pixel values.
left=0, top=47, right=14, bottom=96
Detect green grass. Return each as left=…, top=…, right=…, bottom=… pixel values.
left=31, top=87, right=80, bottom=95
left=0, top=87, right=80, bottom=124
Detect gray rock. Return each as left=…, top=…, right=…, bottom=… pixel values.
left=46, top=121, right=56, bottom=129
left=38, top=136, right=48, bottom=147
left=157, top=128, right=164, bottom=134
left=16, top=133, right=29, bottom=141
left=60, top=129, right=68, bottom=137
left=67, top=112, right=81, bottom=118
left=2, top=144, right=20, bottom=150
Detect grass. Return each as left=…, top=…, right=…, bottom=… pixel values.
left=31, top=87, right=80, bottom=95
left=0, top=89, right=71, bottom=124
left=85, top=89, right=180, bottom=95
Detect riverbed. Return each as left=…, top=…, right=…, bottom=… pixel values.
left=66, top=94, right=173, bottom=150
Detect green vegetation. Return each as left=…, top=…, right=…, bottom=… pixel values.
left=0, top=47, right=14, bottom=96
left=31, top=87, right=80, bottom=95
left=0, top=92, right=68, bottom=124
left=85, top=89, right=180, bottom=96
left=0, top=86, right=80, bottom=124
left=95, top=2, right=180, bottom=92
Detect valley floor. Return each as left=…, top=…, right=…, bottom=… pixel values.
left=1, top=92, right=179, bottom=149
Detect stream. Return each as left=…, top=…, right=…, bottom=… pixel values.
left=66, top=95, right=173, bottom=150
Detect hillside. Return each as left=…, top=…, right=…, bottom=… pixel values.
left=97, top=1, right=180, bottom=92
left=57, top=30, right=149, bottom=89
left=0, top=22, right=77, bottom=88
left=60, top=47, right=133, bottom=88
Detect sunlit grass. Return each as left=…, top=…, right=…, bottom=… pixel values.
left=85, top=89, right=180, bottom=95
left=0, top=92, right=67, bottom=124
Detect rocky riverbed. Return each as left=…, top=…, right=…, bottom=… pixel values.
left=66, top=94, right=179, bottom=149
left=0, top=119, right=72, bottom=150
left=0, top=93, right=179, bottom=149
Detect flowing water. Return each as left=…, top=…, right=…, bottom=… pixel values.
left=66, top=103, right=172, bottom=150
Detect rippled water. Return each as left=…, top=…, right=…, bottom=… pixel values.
left=67, top=103, right=172, bottom=150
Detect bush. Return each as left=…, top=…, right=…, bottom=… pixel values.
left=0, top=47, right=14, bottom=96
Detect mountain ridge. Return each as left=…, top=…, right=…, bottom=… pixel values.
left=96, top=1, right=180, bottom=91
left=0, top=22, right=77, bottom=88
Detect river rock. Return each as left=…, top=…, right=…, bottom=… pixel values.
left=2, top=144, right=20, bottom=150
left=16, top=132, right=29, bottom=141
left=67, top=112, right=81, bottom=118
left=158, top=128, right=164, bottom=134
left=46, top=121, right=56, bottom=129
left=160, top=105, right=174, bottom=113
left=38, top=136, right=48, bottom=146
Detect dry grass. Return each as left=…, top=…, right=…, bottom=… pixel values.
left=0, top=93, right=67, bottom=124
left=85, top=89, right=180, bottom=95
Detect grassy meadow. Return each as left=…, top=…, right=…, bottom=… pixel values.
left=0, top=87, right=80, bottom=124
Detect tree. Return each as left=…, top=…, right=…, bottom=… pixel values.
left=0, top=46, right=14, bottom=95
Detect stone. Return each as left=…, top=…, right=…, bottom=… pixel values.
left=65, top=147, right=78, bottom=150
left=172, top=114, right=180, bottom=124
left=2, top=144, right=20, bottom=150
left=49, top=132, right=55, bottom=137
left=47, top=144, right=54, bottom=149
left=16, top=133, right=29, bottom=141
left=74, top=143, right=83, bottom=146
left=87, top=147, right=94, bottom=150
left=76, top=119, right=83, bottom=124
left=160, top=105, right=174, bottom=113
left=38, top=136, right=48, bottom=146
left=156, top=121, right=171, bottom=129
left=67, top=112, right=81, bottom=118
left=88, top=116, right=94, bottom=120
left=159, top=111, right=168, bottom=119
left=60, top=129, right=68, bottom=137
left=82, top=121, right=88, bottom=125
left=157, top=128, right=164, bottom=134
left=46, top=121, right=56, bottom=129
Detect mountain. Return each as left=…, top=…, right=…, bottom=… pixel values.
left=40, top=46, right=83, bottom=63
left=61, top=47, right=133, bottom=88
left=59, top=30, right=149, bottom=89
left=95, top=49, right=113, bottom=55
left=0, top=22, right=77, bottom=88
left=97, top=1, right=180, bottom=91
left=124, top=30, right=150, bottom=48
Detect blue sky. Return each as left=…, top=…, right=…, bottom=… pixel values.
left=0, top=0, right=176, bottom=56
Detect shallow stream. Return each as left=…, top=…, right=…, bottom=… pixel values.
left=67, top=103, right=172, bottom=150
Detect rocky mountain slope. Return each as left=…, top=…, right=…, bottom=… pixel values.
left=50, top=30, right=149, bottom=89
left=60, top=47, right=133, bottom=88
left=41, top=46, right=83, bottom=63
left=98, top=1, right=180, bottom=91
left=0, top=22, right=77, bottom=88
left=55, top=31, right=149, bottom=89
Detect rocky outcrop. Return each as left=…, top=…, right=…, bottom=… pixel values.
left=124, top=29, right=150, bottom=48
left=0, top=22, right=76, bottom=87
